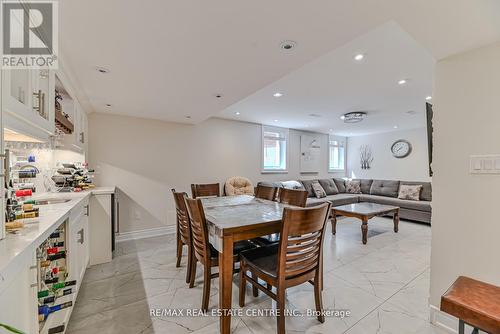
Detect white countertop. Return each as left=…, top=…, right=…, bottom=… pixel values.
left=0, top=187, right=115, bottom=281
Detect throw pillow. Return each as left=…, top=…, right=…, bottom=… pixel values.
left=281, top=180, right=304, bottom=190
left=345, top=180, right=361, bottom=194
left=398, top=185, right=422, bottom=201
left=311, top=181, right=327, bottom=198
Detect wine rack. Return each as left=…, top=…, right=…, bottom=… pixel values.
left=36, top=219, right=75, bottom=333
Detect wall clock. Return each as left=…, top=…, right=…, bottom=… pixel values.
left=391, top=139, right=412, bottom=158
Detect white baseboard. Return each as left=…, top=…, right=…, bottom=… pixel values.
left=430, top=305, right=457, bottom=333
left=116, top=226, right=176, bottom=243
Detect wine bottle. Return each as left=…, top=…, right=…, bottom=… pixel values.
left=47, top=251, right=66, bottom=261
left=38, top=301, right=72, bottom=321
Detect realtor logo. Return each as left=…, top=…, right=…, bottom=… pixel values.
left=2, top=1, right=58, bottom=68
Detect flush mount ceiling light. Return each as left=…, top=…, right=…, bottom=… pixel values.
left=273, top=92, right=283, bottom=97
left=95, top=66, right=110, bottom=74
left=398, top=79, right=407, bottom=85
left=341, top=111, right=367, bottom=123
left=280, top=40, right=297, bottom=51
left=426, top=96, right=432, bottom=100
left=354, top=53, right=364, bottom=61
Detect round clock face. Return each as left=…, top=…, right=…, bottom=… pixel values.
left=391, top=140, right=412, bottom=158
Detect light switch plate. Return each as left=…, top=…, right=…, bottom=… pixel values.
left=470, top=155, right=500, bottom=174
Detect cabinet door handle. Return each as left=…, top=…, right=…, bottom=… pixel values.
left=80, top=132, right=85, bottom=144
left=84, top=205, right=89, bottom=216
left=77, top=228, right=84, bottom=244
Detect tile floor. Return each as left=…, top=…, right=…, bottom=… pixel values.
left=67, top=217, right=448, bottom=334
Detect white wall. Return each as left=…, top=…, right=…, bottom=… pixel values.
left=89, top=113, right=346, bottom=233
left=429, top=42, right=500, bottom=317
left=346, top=127, right=430, bottom=181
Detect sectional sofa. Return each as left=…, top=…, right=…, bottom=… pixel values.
left=258, top=178, right=432, bottom=224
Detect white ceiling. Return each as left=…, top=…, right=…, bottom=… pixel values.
left=59, top=0, right=500, bottom=130
left=221, top=21, right=435, bottom=136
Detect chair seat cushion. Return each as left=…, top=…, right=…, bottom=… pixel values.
left=210, top=240, right=257, bottom=258
left=251, top=234, right=280, bottom=246
left=240, top=244, right=279, bottom=278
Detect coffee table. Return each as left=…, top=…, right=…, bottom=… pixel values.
left=331, top=202, right=400, bottom=244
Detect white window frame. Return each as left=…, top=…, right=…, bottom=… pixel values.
left=328, top=135, right=346, bottom=172
left=261, top=125, right=289, bottom=174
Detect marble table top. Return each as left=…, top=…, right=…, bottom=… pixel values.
left=332, top=202, right=399, bottom=215
left=201, top=195, right=290, bottom=234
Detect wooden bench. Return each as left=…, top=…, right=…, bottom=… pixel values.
left=441, top=276, right=500, bottom=334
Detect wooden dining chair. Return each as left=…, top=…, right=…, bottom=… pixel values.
left=255, top=185, right=279, bottom=201
left=239, top=202, right=331, bottom=334
left=278, top=188, right=308, bottom=207
left=184, top=197, right=256, bottom=311
left=191, top=183, right=220, bottom=198
left=172, top=189, right=193, bottom=283
left=252, top=188, right=308, bottom=247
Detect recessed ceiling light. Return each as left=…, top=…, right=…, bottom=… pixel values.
left=186, top=115, right=191, bottom=119
left=280, top=40, right=297, bottom=51
left=340, top=115, right=346, bottom=120
left=214, top=94, right=223, bottom=98
left=235, top=112, right=240, bottom=115
left=105, top=104, right=112, bottom=107
left=406, top=110, right=417, bottom=115
left=354, top=54, right=364, bottom=61
left=426, top=96, right=432, bottom=100
left=393, top=125, right=398, bottom=129
left=398, top=79, right=407, bottom=85
left=308, top=113, right=321, bottom=118
left=273, top=92, right=283, bottom=97
left=274, top=119, right=278, bottom=122
left=95, top=66, right=110, bottom=74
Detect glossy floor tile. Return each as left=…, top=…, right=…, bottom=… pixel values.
left=67, top=217, right=447, bottom=334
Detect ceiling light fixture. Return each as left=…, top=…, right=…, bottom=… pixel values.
left=274, top=119, right=278, bottom=122
left=426, top=96, right=432, bottom=100
left=273, top=92, right=283, bottom=97
left=354, top=54, right=364, bottom=61
left=95, top=66, right=110, bottom=74
left=280, top=40, right=297, bottom=51
left=341, top=111, right=367, bottom=123
left=398, top=79, right=407, bottom=85
left=393, top=125, right=398, bottom=129
left=185, top=115, right=191, bottom=119
left=235, top=112, right=240, bottom=115
left=105, top=104, right=112, bottom=107
left=214, top=94, right=223, bottom=98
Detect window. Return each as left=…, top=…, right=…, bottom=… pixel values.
left=262, top=125, right=288, bottom=172
left=328, top=136, right=345, bottom=171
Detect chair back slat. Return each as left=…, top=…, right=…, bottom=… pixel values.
left=279, top=188, right=308, bottom=207
left=171, top=189, right=191, bottom=245
left=185, top=198, right=211, bottom=264
left=191, top=183, right=221, bottom=198
left=255, top=185, right=278, bottom=201
left=278, top=203, right=330, bottom=279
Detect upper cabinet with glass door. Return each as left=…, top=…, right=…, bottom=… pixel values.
left=2, top=69, right=55, bottom=141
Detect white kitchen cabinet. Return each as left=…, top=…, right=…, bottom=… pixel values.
left=89, top=194, right=113, bottom=265
left=0, top=252, right=38, bottom=334
left=67, top=200, right=90, bottom=282
left=2, top=69, right=55, bottom=141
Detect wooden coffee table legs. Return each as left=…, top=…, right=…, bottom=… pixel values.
left=393, top=210, right=400, bottom=233
left=331, top=214, right=337, bottom=235
left=331, top=207, right=400, bottom=244
left=361, top=217, right=368, bottom=244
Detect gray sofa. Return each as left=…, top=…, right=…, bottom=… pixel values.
left=258, top=178, right=432, bottom=224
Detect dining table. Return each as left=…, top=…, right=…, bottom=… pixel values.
left=200, top=195, right=291, bottom=334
